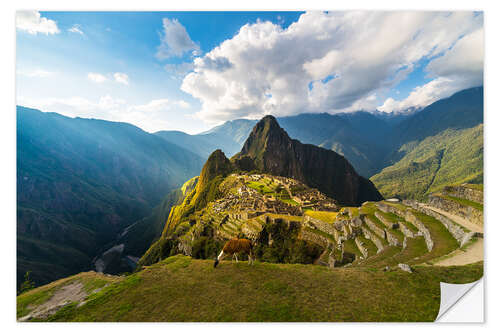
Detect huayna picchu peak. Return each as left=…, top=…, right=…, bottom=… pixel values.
left=136, top=114, right=387, bottom=269
left=232, top=115, right=383, bottom=206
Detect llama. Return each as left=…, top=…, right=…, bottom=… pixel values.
left=214, top=238, right=255, bottom=268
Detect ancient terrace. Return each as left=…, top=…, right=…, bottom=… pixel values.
left=181, top=181, right=483, bottom=271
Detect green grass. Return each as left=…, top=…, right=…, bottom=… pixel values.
left=31, top=255, right=482, bottom=322
left=407, top=211, right=459, bottom=265
left=438, top=194, right=483, bottom=211
left=463, top=183, right=483, bottom=191
left=305, top=227, right=336, bottom=242
left=359, top=237, right=378, bottom=257
left=280, top=197, right=300, bottom=206
left=267, top=213, right=303, bottom=222
left=355, top=246, right=401, bottom=267
left=247, top=179, right=299, bottom=206
left=17, top=271, right=122, bottom=319
left=305, top=210, right=338, bottom=223
left=371, top=125, right=483, bottom=200
left=349, top=207, right=360, bottom=217
left=17, top=287, right=54, bottom=318
left=247, top=180, right=276, bottom=194
left=343, top=239, right=362, bottom=259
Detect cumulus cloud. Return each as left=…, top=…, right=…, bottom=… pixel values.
left=68, top=24, right=84, bottom=35
left=88, top=72, right=107, bottom=83
left=18, top=96, right=189, bottom=133
left=16, top=11, right=60, bottom=35
left=113, top=72, right=129, bottom=85
left=164, top=62, right=195, bottom=79
left=179, top=11, right=483, bottom=123
left=156, top=18, right=200, bottom=59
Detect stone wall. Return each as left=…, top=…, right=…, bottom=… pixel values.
left=403, top=211, right=434, bottom=252
left=241, top=223, right=261, bottom=241
left=361, top=226, right=384, bottom=253
left=399, top=223, right=415, bottom=238
left=404, top=200, right=474, bottom=247
left=299, top=228, right=330, bottom=248
left=443, top=185, right=483, bottom=204
left=385, top=229, right=401, bottom=247
left=355, top=237, right=368, bottom=258
left=376, top=202, right=391, bottom=213
left=363, top=216, right=385, bottom=239
left=376, top=202, right=403, bottom=216
left=304, top=215, right=339, bottom=241
left=428, top=195, right=483, bottom=226
left=376, top=203, right=434, bottom=252
left=374, top=211, right=398, bottom=229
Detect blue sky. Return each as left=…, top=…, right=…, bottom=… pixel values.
left=16, top=11, right=483, bottom=133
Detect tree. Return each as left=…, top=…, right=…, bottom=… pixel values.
left=19, top=271, right=35, bottom=294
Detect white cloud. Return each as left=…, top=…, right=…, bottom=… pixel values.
left=87, top=72, right=130, bottom=85
left=132, top=99, right=171, bottom=112
left=18, top=96, right=190, bottom=133
left=68, top=24, right=84, bottom=35
left=426, top=28, right=484, bottom=83
left=113, top=72, right=129, bottom=85
left=164, top=62, right=195, bottom=79
left=156, top=18, right=199, bottom=59
left=18, top=69, right=53, bottom=78
left=16, top=11, right=60, bottom=35
left=176, top=100, right=190, bottom=109
left=88, top=72, right=107, bottom=83
left=179, top=11, right=483, bottom=123
left=379, top=27, right=484, bottom=113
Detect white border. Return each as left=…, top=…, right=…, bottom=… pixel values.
left=2, top=0, right=499, bottom=331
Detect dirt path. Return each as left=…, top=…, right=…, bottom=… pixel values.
left=435, top=238, right=483, bottom=266
left=420, top=204, right=483, bottom=233
left=19, top=282, right=88, bottom=321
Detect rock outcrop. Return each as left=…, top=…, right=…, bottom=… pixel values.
left=231, top=115, right=383, bottom=206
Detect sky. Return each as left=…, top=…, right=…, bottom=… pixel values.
left=16, top=11, right=484, bottom=134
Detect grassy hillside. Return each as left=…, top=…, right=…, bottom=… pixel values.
left=371, top=124, right=483, bottom=200
left=19, top=255, right=483, bottom=322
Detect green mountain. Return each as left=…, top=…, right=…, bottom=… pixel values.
left=370, top=87, right=483, bottom=199
left=17, top=106, right=204, bottom=288
left=371, top=124, right=483, bottom=200
left=232, top=115, right=383, bottom=205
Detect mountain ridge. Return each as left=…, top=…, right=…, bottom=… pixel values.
left=232, top=115, right=383, bottom=205
left=17, top=106, right=204, bottom=288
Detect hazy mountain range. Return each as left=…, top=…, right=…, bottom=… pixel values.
left=16, top=86, right=483, bottom=288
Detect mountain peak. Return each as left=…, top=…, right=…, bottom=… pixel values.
left=234, top=115, right=292, bottom=171
left=198, top=149, right=233, bottom=189
left=232, top=115, right=383, bottom=205
left=254, top=115, right=283, bottom=133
